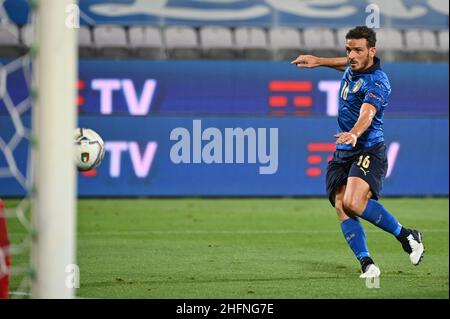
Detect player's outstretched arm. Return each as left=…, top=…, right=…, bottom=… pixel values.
left=335, top=103, right=377, bottom=147
left=291, top=55, right=347, bottom=72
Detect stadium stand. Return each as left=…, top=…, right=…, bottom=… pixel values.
left=1, top=24, right=448, bottom=61
left=374, top=28, right=406, bottom=61
left=405, top=29, right=440, bottom=61
left=78, top=26, right=96, bottom=57
left=164, top=26, right=200, bottom=59
left=234, top=26, right=271, bottom=59
left=269, top=27, right=302, bottom=60
left=438, top=29, right=449, bottom=52
left=92, top=25, right=128, bottom=58
left=129, top=26, right=165, bottom=59
left=336, top=27, right=356, bottom=48
left=200, top=26, right=235, bottom=59
left=303, top=27, right=339, bottom=57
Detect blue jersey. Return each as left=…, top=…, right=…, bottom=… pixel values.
left=337, top=57, right=391, bottom=150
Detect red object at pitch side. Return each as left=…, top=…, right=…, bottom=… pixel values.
left=0, top=199, right=10, bottom=299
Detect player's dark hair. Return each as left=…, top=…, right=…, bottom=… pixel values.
left=345, top=26, right=377, bottom=48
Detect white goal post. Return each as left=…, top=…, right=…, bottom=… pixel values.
left=31, top=0, right=78, bottom=298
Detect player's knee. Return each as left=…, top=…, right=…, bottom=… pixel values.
left=342, top=197, right=365, bottom=216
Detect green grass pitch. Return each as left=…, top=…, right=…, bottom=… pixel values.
left=5, top=197, right=449, bottom=298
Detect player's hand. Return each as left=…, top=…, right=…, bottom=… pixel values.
left=291, top=55, right=321, bottom=68
left=335, top=132, right=357, bottom=147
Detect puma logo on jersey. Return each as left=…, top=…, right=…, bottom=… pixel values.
left=359, top=167, right=370, bottom=176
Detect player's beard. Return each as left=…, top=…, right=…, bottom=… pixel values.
left=350, top=52, right=371, bottom=73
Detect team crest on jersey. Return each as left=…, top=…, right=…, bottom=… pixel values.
left=352, top=79, right=363, bottom=93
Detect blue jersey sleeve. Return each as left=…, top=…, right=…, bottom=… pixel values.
left=363, top=80, right=390, bottom=111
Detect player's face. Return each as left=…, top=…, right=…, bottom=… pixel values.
left=346, top=38, right=375, bottom=72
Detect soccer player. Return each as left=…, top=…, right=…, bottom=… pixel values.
left=291, top=26, right=424, bottom=278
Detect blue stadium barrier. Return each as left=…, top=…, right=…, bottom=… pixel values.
left=1, top=60, right=449, bottom=116
left=1, top=116, right=448, bottom=197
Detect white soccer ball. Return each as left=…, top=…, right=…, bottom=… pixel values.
left=74, top=128, right=105, bottom=171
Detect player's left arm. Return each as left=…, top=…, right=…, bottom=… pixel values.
left=335, top=103, right=377, bottom=147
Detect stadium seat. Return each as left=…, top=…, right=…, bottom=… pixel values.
left=93, top=25, right=129, bottom=58
left=269, top=27, right=302, bottom=60
left=336, top=27, right=352, bottom=46
left=0, top=23, right=23, bottom=57
left=303, top=27, right=339, bottom=57
left=200, top=26, right=234, bottom=59
left=438, top=30, right=449, bottom=52
left=234, top=27, right=271, bottom=59
left=129, top=26, right=165, bottom=59
left=405, top=29, right=437, bottom=50
left=78, top=26, right=95, bottom=57
left=164, top=26, right=200, bottom=59
left=404, top=29, right=438, bottom=62
left=373, top=28, right=405, bottom=61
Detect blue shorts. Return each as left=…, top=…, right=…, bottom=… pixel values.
left=326, top=142, right=388, bottom=207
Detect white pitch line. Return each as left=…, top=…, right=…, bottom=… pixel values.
left=8, top=291, right=31, bottom=296
left=77, top=229, right=449, bottom=236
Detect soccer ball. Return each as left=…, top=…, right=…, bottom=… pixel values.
left=74, top=128, right=105, bottom=171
